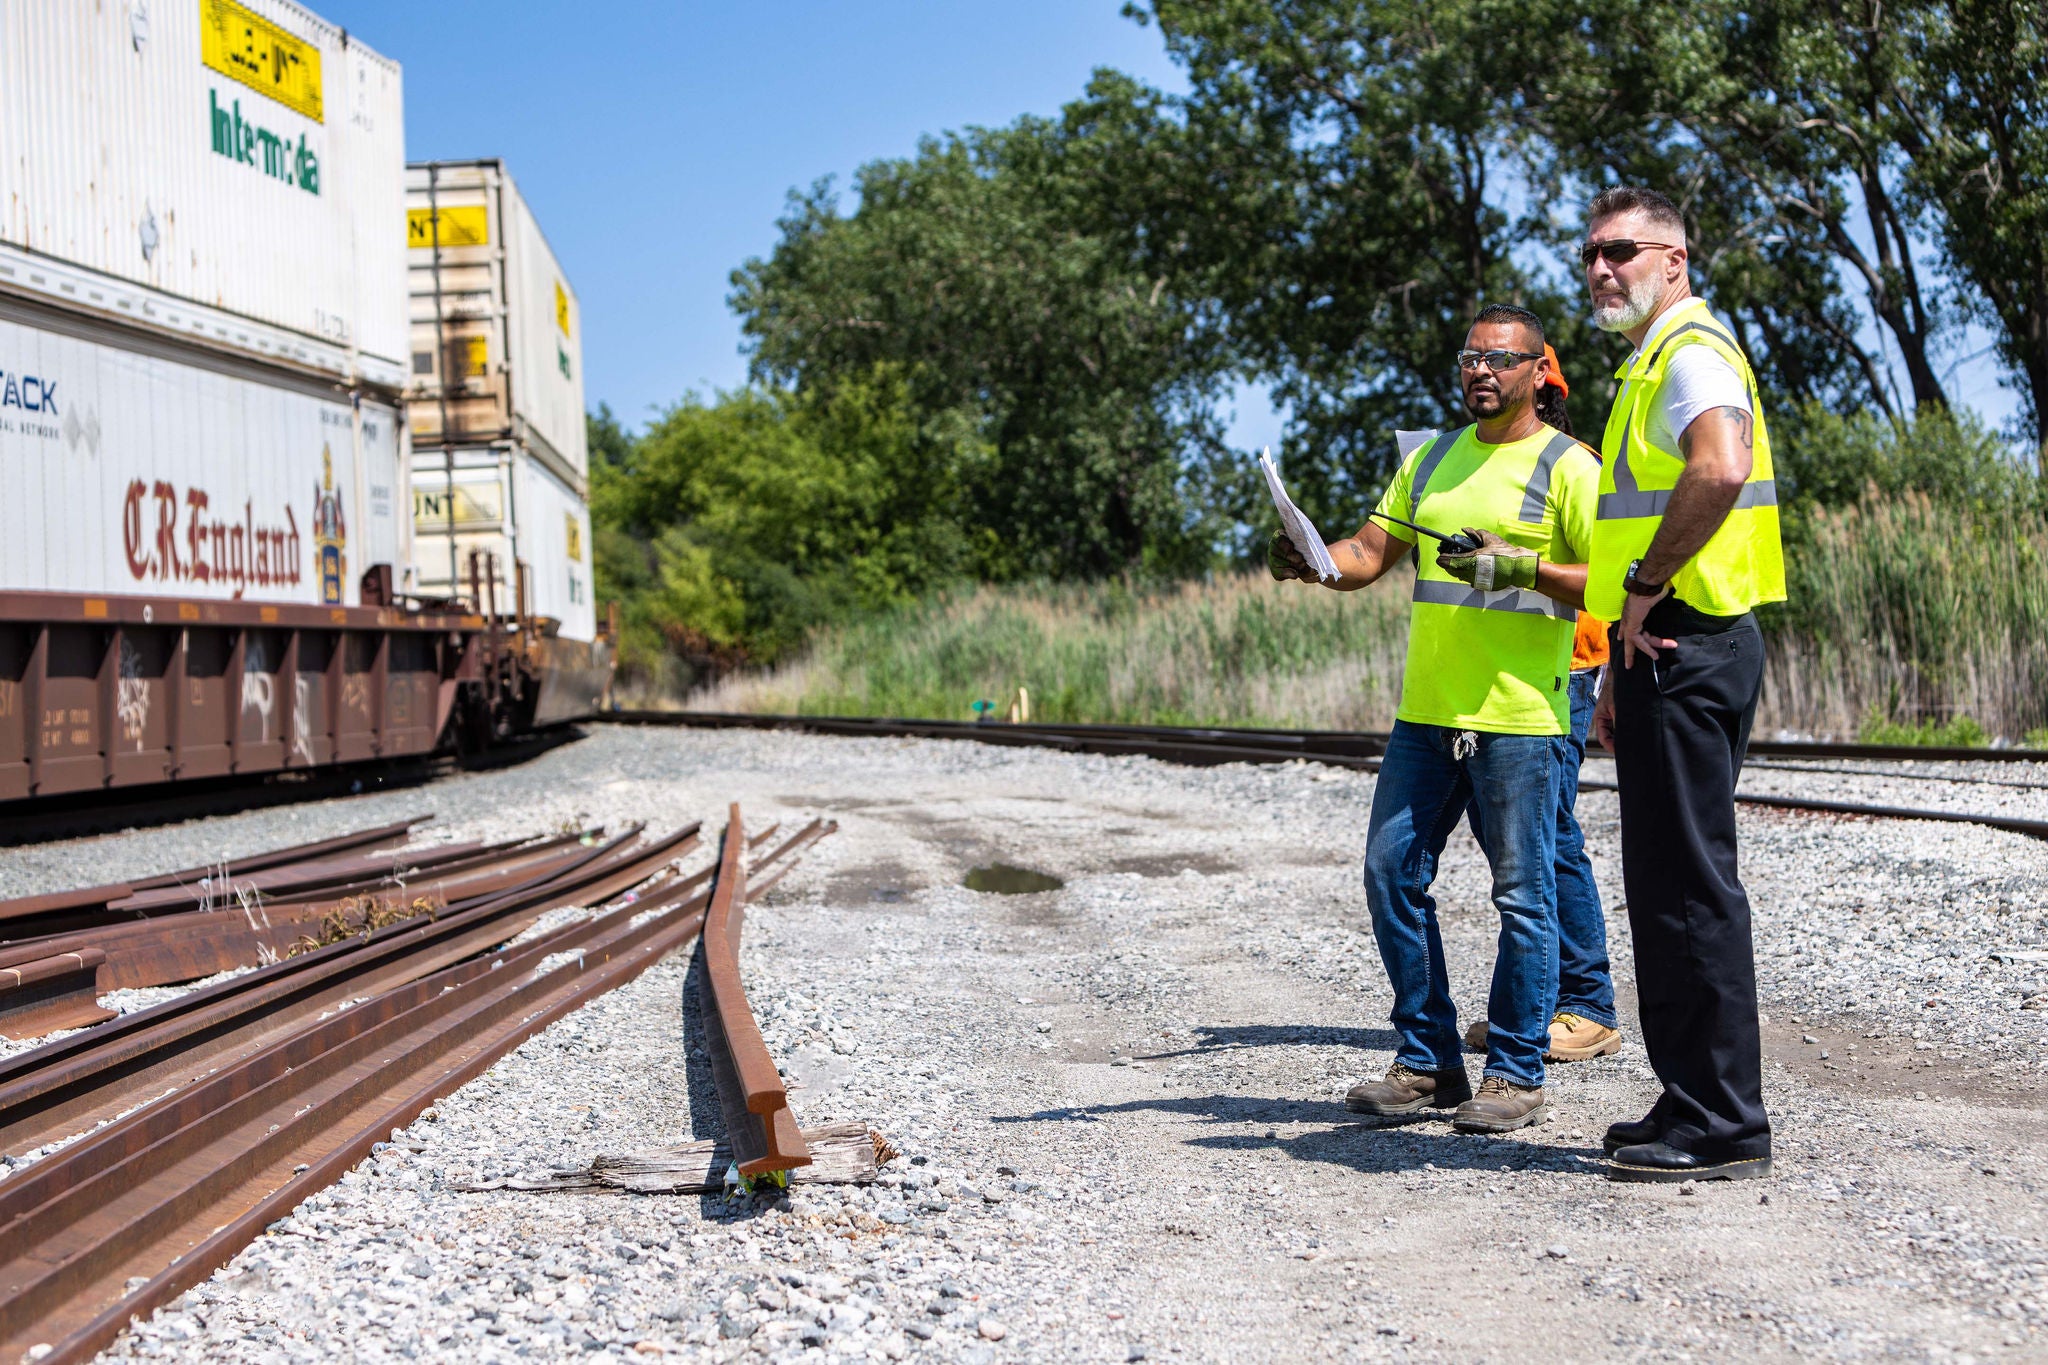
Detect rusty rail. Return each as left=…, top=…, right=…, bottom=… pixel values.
left=0, top=832, right=599, bottom=1005
left=0, top=815, right=431, bottom=932
left=698, top=802, right=812, bottom=1177
left=0, top=823, right=691, bottom=1154
left=0, top=804, right=833, bottom=1364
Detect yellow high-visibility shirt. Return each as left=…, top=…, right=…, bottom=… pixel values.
left=1373, top=423, right=1599, bottom=735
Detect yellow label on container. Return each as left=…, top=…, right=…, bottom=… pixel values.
left=413, top=483, right=504, bottom=530
left=565, top=514, right=583, bottom=563
left=554, top=281, right=572, bottom=336
left=454, top=335, right=488, bottom=377
left=200, top=0, right=324, bottom=123
left=406, top=206, right=489, bottom=249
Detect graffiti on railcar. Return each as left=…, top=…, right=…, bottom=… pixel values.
left=117, top=636, right=149, bottom=746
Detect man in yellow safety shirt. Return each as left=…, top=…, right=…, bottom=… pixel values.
left=1579, top=187, right=1785, bottom=1183
left=1270, top=303, right=1597, bottom=1134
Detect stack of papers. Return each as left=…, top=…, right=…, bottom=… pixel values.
left=1257, top=448, right=1340, bottom=582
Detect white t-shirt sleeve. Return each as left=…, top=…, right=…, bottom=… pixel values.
left=1646, top=345, right=1750, bottom=454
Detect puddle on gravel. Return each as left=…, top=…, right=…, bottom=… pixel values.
left=963, top=864, right=1064, bottom=895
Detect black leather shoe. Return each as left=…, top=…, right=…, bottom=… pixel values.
left=1602, top=1116, right=1660, bottom=1156
left=1607, top=1141, right=1773, bottom=1183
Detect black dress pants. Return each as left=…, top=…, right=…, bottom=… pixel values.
left=1612, top=599, right=1771, bottom=1160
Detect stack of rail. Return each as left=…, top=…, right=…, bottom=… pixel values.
left=0, top=804, right=827, bottom=1363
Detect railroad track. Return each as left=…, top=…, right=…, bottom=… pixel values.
left=609, top=711, right=2048, bottom=841
left=0, top=803, right=830, bottom=1365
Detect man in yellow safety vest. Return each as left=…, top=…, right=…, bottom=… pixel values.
left=1579, top=187, right=1785, bottom=1184
left=1270, top=303, right=1598, bottom=1135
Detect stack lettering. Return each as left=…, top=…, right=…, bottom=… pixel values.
left=0, top=371, right=58, bottom=414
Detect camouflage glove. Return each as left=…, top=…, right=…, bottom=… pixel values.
left=1436, top=528, right=1539, bottom=591
left=1267, top=530, right=1313, bottom=581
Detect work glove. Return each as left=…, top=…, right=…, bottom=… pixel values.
left=1267, top=530, right=1313, bottom=581
left=1437, top=528, right=1538, bottom=591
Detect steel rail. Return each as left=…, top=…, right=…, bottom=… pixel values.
left=607, top=712, right=2048, bottom=840
left=611, top=709, right=2048, bottom=766
left=0, top=824, right=695, bottom=1157
left=698, top=803, right=811, bottom=1178
left=0, top=816, right=432, bottom=931
left=0, top=835, right=599, bottom=996
left=0, top=806, right=832, bottom=1365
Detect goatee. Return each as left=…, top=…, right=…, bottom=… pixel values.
left=1593, top=276, right=1661, bottom=333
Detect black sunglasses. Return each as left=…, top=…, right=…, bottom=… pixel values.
left=1456, top=349, right=1543, bottom=373
left=1580, top=238, right=1679, bottom=268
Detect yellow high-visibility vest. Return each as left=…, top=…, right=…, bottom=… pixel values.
left=1586, top=299, right=1786, bottom=621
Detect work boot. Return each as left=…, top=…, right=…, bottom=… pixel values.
left=1345, top=1062, right=1472, bottom=1116
left=1451, top=1075, right=1549, bottom=1134
left=1547, top=1013, right=1623, bottom=1062
left=1462, top=1018, right=1487, bottom=1053
left=1602, top=1115, right=1661, bottom=1156
left=1607, top=1141, right=1773, bottom=1184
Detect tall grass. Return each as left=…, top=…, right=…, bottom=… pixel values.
left=683, top=490, right=2048, bottom=742
left=690, top=569, right=1414, bottom=729
left=1759, top=490, right=2048, bottom=741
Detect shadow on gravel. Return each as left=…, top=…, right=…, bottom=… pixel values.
left=1196, top=1123, right=1605, bottom=1176
left=994, top=1094, right=1604, bottom=1175
left=678, top=945, right=791, bottom=1224
left=1140, top=1023, right=1401, bottom=1059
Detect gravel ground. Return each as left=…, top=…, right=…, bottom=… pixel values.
left=6, top=723, right=2045, bottom=1363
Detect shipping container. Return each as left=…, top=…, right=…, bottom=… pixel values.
left=0, top=0, right=408, bottom=391
left=405, top=160, right=587, bottom=488
left=0, top=300, right=407, bottom=608
left=409, top=447, right=594, bottom=641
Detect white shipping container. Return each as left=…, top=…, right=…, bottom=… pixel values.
left=0, top=305, right=406, bottom=606
left=405, top=160, right=587, bottom=489
left=409, top=447, right=594, bottom=641
left=0, top=0, right=408, bottom=388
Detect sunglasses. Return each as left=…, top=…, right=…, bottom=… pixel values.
left=1580, top=238, right=1679, bottom=268
left=1456, top=349, right=1544, bottom=373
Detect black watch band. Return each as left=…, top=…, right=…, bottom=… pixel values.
left=1623, top=558, right=1665, bottom=596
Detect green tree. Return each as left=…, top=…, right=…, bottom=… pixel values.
left=1119, top=0, right=1608, bottom=532
left=1892, top=1, right=2048, bottom=455
left=590, top=368, right=976, bottom=672
left=730, top=118, right=1233, bottom=580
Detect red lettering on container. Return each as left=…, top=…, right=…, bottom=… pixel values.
left=120, top=478, right=303, bottom=597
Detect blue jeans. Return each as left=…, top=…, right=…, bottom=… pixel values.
left=1467, top=668, right=1617, bottom=1027
left=1364, top=720, right=1562, bottom=1087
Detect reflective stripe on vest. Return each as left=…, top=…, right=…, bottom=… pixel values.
left=1413, top=577, right=1577, bottom=621
left=1517, top=430, right=1581, bottom=522
left=1597, top=318, right=1776, bottom=523
left=1585, top=299, right=1787, bottom=620
left=1598, top=479, right=1780, bottom=521
left=1410, top=424, right=1473, bottom=503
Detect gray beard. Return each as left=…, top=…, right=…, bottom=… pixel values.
left=1592, top=277, right=1661, bottom=333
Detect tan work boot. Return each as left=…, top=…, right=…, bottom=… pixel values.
left=1462, top=1018, right=1487, bottom=1053
left=1547, top=1013, right=1622, bottom=1062
left=1452, top=1075, right=1549, bottom=1133
left=1345, top=1062, right=1473, bottom=1116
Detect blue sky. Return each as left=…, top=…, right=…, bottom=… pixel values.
left=330, top=1, right=2019, bottom=448
left=326, top=2, right=1206, bottom=433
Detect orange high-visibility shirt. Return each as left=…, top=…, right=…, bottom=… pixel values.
left=1572, top=611, right=1609, bottom=671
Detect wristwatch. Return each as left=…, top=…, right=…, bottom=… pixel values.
left=1623, top=558, right=1666, bottom=596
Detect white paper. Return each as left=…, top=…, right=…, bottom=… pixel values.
left=1395, top=428, right=1440, bottom=460
left=1258, top=447, right=1341, bottom=583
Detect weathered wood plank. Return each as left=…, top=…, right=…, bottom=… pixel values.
left=458, top=1122, right=893, bottom=1194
